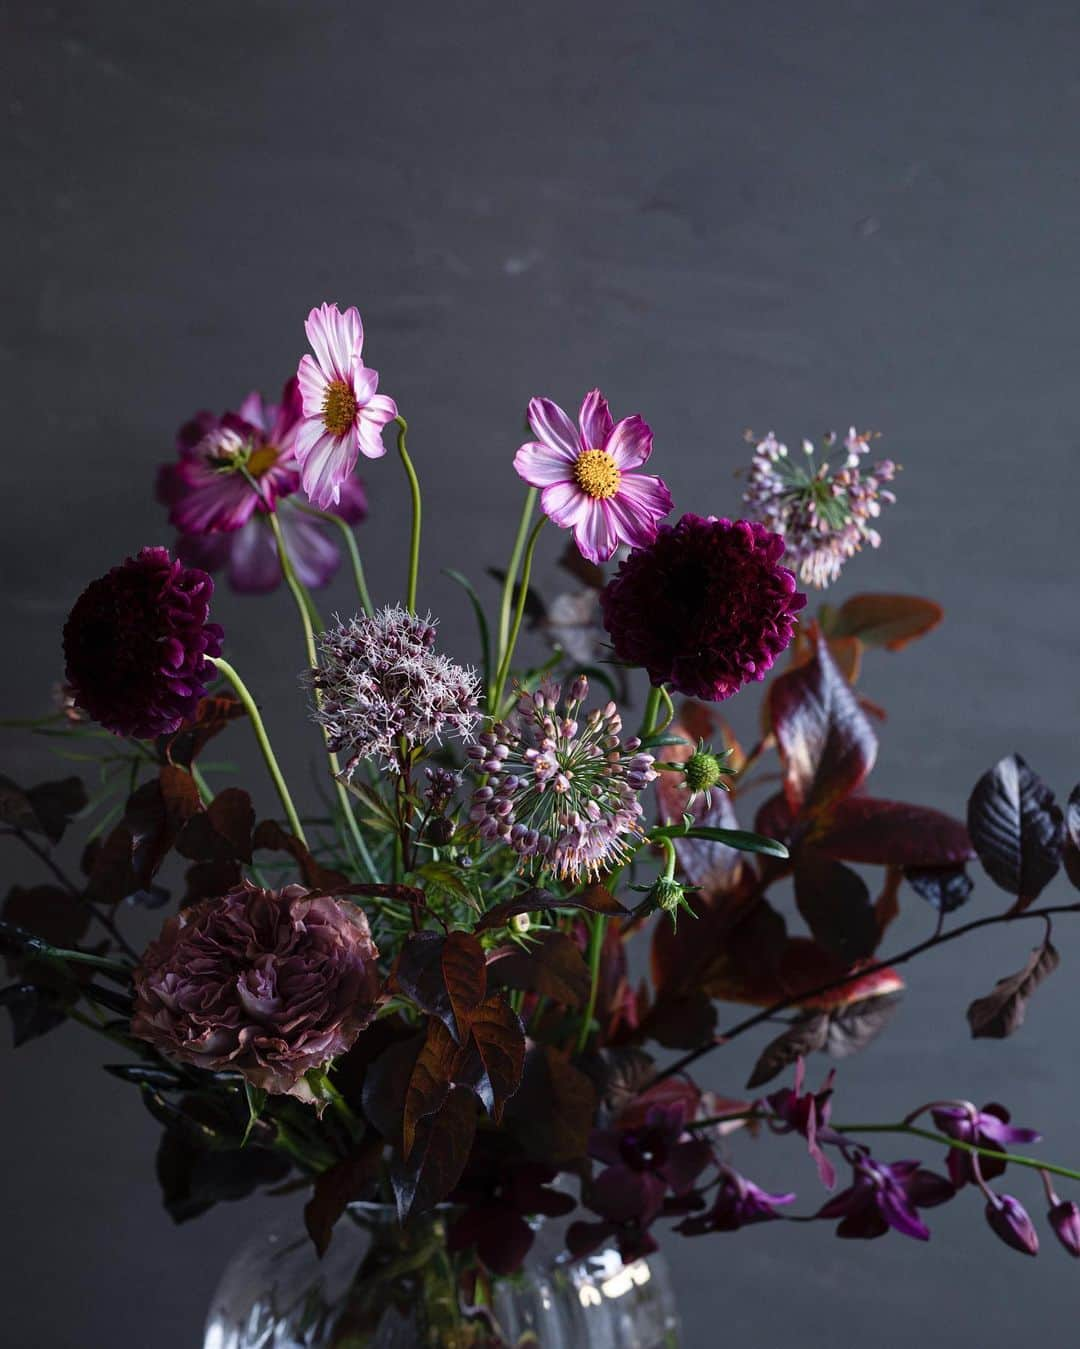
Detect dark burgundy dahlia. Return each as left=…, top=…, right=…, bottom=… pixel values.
left=131, top=882, right=381, bottom=1101
left=599, top=515, right=806, bottom=701
left=62, top=546, right=223, bottom=738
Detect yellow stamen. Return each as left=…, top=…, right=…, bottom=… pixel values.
left=322, top=379, right=358, bottom=437
left=246, top=445, right=280, bottom=478
left=573, top=448, right=621, bottom=500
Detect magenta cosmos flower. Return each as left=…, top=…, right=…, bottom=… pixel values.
left=513, top=389, right=673, bottom=564
left=158, top=380, right=368, bottom=594
left=131, top=881, right=382, bottom=1103
left=294, top=302, right=397, bottom=509
left=62, top=547, right=223, bottom=738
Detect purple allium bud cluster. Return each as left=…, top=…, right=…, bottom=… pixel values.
left=743, top=428, right=898, bottom=588
left=467, top=676, right=656, bottom=883
left=310, top=606, right=480, bottom=775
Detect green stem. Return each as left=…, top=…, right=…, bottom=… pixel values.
left=494, top=488, right=538, bottom=692
left=576, top=911, right=607, bottom=1053
left=267, top=514, right=374, bottom=868
left=834, top=1121, right=1080, bottom=1187
left=395, top=416, right=422, bottom=613
left=209, top=657, right=307, bottom=846
left=191, top=762, right=214, bottom=805
left=658, top=836, right=678, bottom=881
left=639, top=685, right=663, bottom=739
left=294, top=502, right=374, bottom=618
left=490, top=515, right=545, bottom=715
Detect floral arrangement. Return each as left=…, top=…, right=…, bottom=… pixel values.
left=5, top=302, right=1080, bottom=1342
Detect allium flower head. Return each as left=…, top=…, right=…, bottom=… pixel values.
left=600, top=514, right=806, bottom=702
left=513, top=389, right=673, bottom=563
left=295, top=302, right=398, bottom=509
left=159, top=381, right=368, bottom=595
left=744, top=427, right=898, bottom=588
left=131, top=881, right=381, bottom=1103
left=467, top=676, right=656, bottom=882
left=62, top=546, right=223, bottom=738
left=311, top=606, right=480, bottom=776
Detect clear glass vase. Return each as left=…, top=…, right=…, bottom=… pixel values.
left=203, top=1202, right=681, bottom=1348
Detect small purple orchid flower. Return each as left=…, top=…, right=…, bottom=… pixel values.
left=586, top=1102, right=713, bottom=1227
left=513, top=389, right=673, bottom=563
left=985, top=1193, right=1039, bottom=1256
left=818, top=1155, right=955, bottom=1241
left=931, top=1102, right=1041, bottom=1187
left=676, top=1169, right=795, bottom=1235
left=765, top=1059, right=838, bottom=1189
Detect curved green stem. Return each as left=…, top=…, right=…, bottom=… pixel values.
left=209, top=657, right=307, bottom=845
left=266, top=514, right=378, bottom=872
left=294, top=502, right=374, bottom=617
left=490, top=515, right=545, bottom=715
left=395, top=416, right=422, bottom=613
left=640, top=685, right=663, bottom=739
left=576, top=910, right=607, bottom=1054
left=493, top=488, right=538, bottom=694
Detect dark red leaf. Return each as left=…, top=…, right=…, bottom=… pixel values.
left=815, top=797, right=973, bottom=868
left=361, top=1033, right=424, bottom=1140
left=828, top=593, right=943, bottom=651
left=825, top=990, right=903, bottom=1059
left=639, top=989, right=718, bottom=1050
left=458, top=995, right=525, bottom=1122
left=474, top=885, right=627, bottom=933
left=441, top=931, right=487, bottom=1040
left=1063, top=785, right=1080, bottom=890
left=769, top=634, right=877, bottom=819
left=176, top=788, right=254, bottom=864
left=0, top=775, right=88, bottom=845
left=124, top=767, right=202, bottom=888
left=83, top=824, right=137, bottom=905
left=162, top=694, right=245, bottom=768
left=391, top=1085, right=477, bottom=1221
left=403, top=1017, right=460, bottom=1157
left=252, top=819, right=350, bottom=890
left=0, top=983, right=68, bottom=1046
left=967, top=754, right=1063, bottom=909
left=746, top=1013, right=829, bottom=1088
left=967, top=938, right=1060, bottom=1039
left=393, top=932, right=458, bottom=1041
left=487, top=931, right=591, bottom=1007
left=303, top=1136, right=384, bottom=1257
left=794, top=848, right=878, bottom=962
left=180, top=860, right=243, bottom=907
left=905, top=865, right=974, bottom=913
left=2, top=884, right=90, bottom=950
left=503, top=1046, right=597, bottom=1165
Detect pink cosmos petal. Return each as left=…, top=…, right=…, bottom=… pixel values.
left=305, top=303, right=364, bottom=380
left=293, top=415, right=331, bottom=461
left=297, top=355, right=330, bottom=418
left=578, top=389, right=614, bottom=450
left=301, top=429, right=358, bottom=509
left=604, top=490, right=664, bottom=551
left=605, top=414, right=653, bottom=470
left=540, top=480, right=591, bottom=531
left=574, top=499, right=621, bottom=564
left=237, top=391, right=267, bottom=431
left=270, top=377, right=304, bottom=444
left=360, top=393, right=398, bottom=427
left=227, top=518, right=283, bottom=594
left=615, top=471, right=674, bottom=524
left=172, top=471, right=257, bottom=535
left=514, top=440, right=578, bottom=488
left=355, top=421, right=390, bottom=461
left=280, top=509, right=342, bottom=589
left=351, top=363, right=379, bottom=406
left=527, top=397, right=581, bottom=458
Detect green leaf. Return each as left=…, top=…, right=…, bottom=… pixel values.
left=649, top=824, right=789, bottom=859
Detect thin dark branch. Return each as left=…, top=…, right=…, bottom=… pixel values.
left=653, top=899, right=1080, bottom=1085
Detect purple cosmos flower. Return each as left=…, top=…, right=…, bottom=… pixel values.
left=599, top=514, right=807, bottom=701
left=676, top=1169, right=795, bottom=1235
left=765, top=1059, right=838, bottom=1190
left=931, top=1102, right=1041, bottom=1187
left=131, top=881, right=381, bottom=1103
left=513, top=390, right=673, bottom=564
left=818, top=1155, right=955, bottom=1241
left=159, top=381, right=369, bottom=595
left=294, top=302, right=397, bottom=509
left=1047, top=1198, right=1080, bottom=1257
left=62, top=547, right=223, bottom=739
left=984, top=1193, right=1039, bottom=1256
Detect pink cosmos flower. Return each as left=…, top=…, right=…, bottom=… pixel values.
left=513, top=390, right=673, bottom=564
left=295, top=302, right=397, bottom=509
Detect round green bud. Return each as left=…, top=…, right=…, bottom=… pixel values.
left=684, top=750, right=725, bottom=795
left=652, top=877, right=685, bottom=914
left=510, top=912, right=531, bottom=935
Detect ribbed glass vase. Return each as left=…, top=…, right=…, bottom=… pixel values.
left=203, top=1202, right=680, bottom=1348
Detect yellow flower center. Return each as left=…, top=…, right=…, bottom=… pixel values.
left=246, top=444, right=281, bottom=478
left=321, top=379, right=358, bottom=437
left=573, top=448, right=621, bottom=500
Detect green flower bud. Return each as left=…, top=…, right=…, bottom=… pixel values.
left=684, top=749, right=725, bottom=795
left=510, top=912, right=531, bottom=936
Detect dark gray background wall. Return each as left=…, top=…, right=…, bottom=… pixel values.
left=4, top=1, right=1080, bottom=1344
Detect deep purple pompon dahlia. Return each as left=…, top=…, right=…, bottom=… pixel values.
left=599, top=514, right=807, bottom=702
left=62, top=546, right=223, bottom=738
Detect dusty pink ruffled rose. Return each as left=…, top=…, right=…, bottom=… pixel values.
left=131, top=881, right=380, bottom=1103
